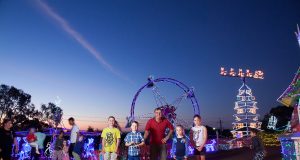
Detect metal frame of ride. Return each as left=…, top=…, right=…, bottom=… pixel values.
left=126, top=76, right=200, bottom=127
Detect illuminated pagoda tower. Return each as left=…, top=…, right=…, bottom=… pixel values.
left=220, top=67, right=264, bottom=138
left=232, top=81, right=261, bottom=138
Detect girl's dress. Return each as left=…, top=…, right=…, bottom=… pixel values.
left=62, top=146, right=70, bottom=160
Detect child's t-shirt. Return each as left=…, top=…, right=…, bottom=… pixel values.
left=191, top=125, right=206, bottom=147
left=26, top=133, right=37, bottom=142
left=101, top=127, right=121, bottom=152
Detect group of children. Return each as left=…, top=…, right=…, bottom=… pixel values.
left=26, top=128, right=85, bottom=160
left=25, top=114, right=264, bottom=160
left=100, top=115, right=207, bottom=160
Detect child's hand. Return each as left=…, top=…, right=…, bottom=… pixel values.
left=173, top=156, right=176, bottom=159
left=197, top=146, right=203, bottom=151
left=184, top=156, right=188, bottom=160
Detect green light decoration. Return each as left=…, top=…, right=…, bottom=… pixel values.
left=277, top=67, right=300, bottom=107
left=278, top=25, right=300, bottom=160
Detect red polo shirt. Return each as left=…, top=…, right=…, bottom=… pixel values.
left=145, top=118, right=174, bottom=145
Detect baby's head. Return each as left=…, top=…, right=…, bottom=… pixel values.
left=29, top=127, right=36, bottom=134
left=63, top=140, right=68, bottom=146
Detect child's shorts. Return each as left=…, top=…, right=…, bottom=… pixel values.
left=194, top=146, right=206, bottom=155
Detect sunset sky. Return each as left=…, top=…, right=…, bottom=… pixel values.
left=1, top=0, right=300, bottom=130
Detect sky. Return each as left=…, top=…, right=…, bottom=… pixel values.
left=0, top=0, right=300, bottom=130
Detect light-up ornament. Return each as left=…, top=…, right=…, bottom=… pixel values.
left=205, top=139, right=217, bottom=152
left=220, top=67, right=264, bottom=79
left=267, top=115, right=278, bottom=130
left=296, top=24, right=300, bottom=47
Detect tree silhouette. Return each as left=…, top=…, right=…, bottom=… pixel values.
left=0, top=84, right=63, bottom=130
left=40, top=102, right=63, bottom=128
left=0, top=84, right=41, bottom=128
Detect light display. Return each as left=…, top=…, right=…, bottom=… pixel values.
left=277, top=25, right=300, bottom=159
left=220, top=67, right=264, bottom=79
left=220, top=67, right=263, bottom=138
left=231, top=82, right=261, bottom=137
left=267, top=116, right=278, bottom=130
left=126, top=76, right=200, bottom=128
left=296, top=24, right=300, bottom=47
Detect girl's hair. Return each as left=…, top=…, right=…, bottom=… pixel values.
left=193, top=114, right=201, bottom=120
left=176, top=125, right=186, bottom=142
left=108, top=116, right=122, bottom=132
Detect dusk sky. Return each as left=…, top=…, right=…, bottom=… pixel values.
left=1, top=0, right=300, bottom=130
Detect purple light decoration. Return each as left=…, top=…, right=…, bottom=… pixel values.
left=126, top=76, right=200, bottom=127
left=296, top=24, right=300, bottom=47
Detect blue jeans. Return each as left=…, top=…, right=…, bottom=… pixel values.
left=128, top=155, right=140, bottom=160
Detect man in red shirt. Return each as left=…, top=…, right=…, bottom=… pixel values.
left=144, top=107, right=174, bottom=160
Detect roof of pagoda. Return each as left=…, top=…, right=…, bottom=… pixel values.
left=277, top=67, right=300, bottom=107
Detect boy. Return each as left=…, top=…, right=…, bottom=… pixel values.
left=73, top=133, right=85, bottom=160
left=124, top=121, right=145, bottom=160
left=249, top=128, right=265, bottom=160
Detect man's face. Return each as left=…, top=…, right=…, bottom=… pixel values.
left=4, top=121, right=12, bottom=130
left=69, top=120, right=74, bottom=126
left=154, top=110, right=162, bottom=119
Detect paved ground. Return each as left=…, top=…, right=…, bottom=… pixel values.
left=204, top=147, right=282, bottom=160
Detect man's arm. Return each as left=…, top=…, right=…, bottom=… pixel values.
left=162, top=129, right=174, bottom=143
left=144, top=130, right=150, bottom=140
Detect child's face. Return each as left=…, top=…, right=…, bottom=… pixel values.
left=131, top=123, right=138, bottom=132
left=194, top=117, right=201, bottom=126
left=176, top=127, right=184, bottom=136
left=30, top=128, right=36, bottom=133
left=59, top=133, right=64, bottom=138
left=250, top=131, right=256, bottom=137
left=63, top=140, right=67, bottom=146
left=108, top=118, right=115, bottom=127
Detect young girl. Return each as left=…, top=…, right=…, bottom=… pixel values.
left=26, top=128, right=40, bottom=154
left=101, top=116, right=121, bottom=160
left=171, top=125, right=189, bottom=160
left=52, top=131, right=64, bottom=160
left=62, top=140, right=70, bottom=160
left=190, top=115, right=207, bottom=160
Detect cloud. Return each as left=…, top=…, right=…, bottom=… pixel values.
left=35, top=0, right=131, bottom=82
